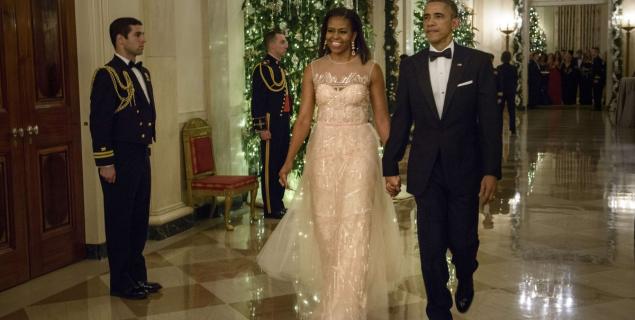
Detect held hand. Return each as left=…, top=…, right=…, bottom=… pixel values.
left=259, top=130, right=272, bottom=141
left=479, top=175, right=497, bottom=205
left=99, top=166, right=116, bottom=184
left=385, top=176, right=401, bottom=197
left=278, top=162, right=293, bottom=188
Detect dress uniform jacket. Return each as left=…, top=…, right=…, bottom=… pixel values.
left=251, top=54, right=292, bottom=215
left=89, top=54, right=156, bottom=293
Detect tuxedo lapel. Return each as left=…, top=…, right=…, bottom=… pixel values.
left=441, top=44, right=468, bottom=119
left=413, top=49, right=440, bottom=121
left=141, top=68, right=155, bottom=107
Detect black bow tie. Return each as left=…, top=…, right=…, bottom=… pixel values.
left=128, top=60, right=142, bottom=69
left=429, top=48, right=452, bottom=61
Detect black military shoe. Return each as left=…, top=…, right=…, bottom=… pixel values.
left=138, top=281, right=163, bottom=293
left=455, top=280, right=474, bottom=313
left=110, top=286, right=148, bottom=300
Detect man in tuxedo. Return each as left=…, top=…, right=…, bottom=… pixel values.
left=527, top=52, right=542, bottom=108
left=382, top=1, right=501, bottom=318
left=590, top=47, right=606, bottom=110
left=90, top=17, right=161, bottom=299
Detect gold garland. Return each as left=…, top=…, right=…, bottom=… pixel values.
left=257, top=63, right=287, bottom=92
left=91, top=66, right=136, bottom=113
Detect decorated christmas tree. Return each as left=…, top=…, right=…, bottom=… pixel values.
left=528, top=7, right=547, bottom=52
left=413, top=0, right=477, bottom=52
left=242, top=0, right=373, bottom=175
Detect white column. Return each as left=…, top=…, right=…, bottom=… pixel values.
left=143, top=0, right=195, bottom=226
left=208, top=0, right=248, bottom=175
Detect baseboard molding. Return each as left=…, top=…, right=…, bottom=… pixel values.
left=148, top=213, right=195, bottom=240
left=85, top=242, right=108, bottom=260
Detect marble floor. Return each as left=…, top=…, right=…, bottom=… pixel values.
left=1, top=107, right=634, bottom=319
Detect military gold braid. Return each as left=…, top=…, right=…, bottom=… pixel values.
left=257, top=63, right=287, bottom=93
left=91, top=66, right=136, bottom=113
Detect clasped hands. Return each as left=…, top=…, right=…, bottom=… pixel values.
left=384, top=175, right=498, bottom=205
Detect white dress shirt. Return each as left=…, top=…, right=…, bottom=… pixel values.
left=428, top=42, right=454, bottom=118
left=115, top=53, right=150, bottom=103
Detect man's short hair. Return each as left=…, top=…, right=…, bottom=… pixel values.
left=501, top=51, right=512, bottom=63
left=427, top=0, right=459, bottom=18
left=263, top=29, right=284, bottom=51
left=109, top=17, right=142, bottom=48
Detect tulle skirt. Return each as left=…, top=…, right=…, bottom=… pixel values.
left=256, top=123, right=405, bottom=319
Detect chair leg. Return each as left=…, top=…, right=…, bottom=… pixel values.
left=250, top=187, right=258, bottom=223
left=224, top=195, right=234, bottom=231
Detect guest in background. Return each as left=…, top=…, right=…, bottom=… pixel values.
left=547, top=53, right=562, bottom=105
left=496, top=51, right=518, bottom=135
left=579, top=51, right=593, bottom=105
left=539, top=53, right=551, bottom=105
left=528, top=52, right=542, bottom=108
left=590, top=47, right=606, bottom=110
left=561, top=51, right=579, bottom=105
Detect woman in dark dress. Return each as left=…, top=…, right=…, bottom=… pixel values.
left=547, top=53, right=562, bottom=105
left=561, top=51, right=579, bottom=105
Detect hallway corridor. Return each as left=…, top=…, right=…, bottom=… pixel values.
left=1, top=107, right=634, bottom=319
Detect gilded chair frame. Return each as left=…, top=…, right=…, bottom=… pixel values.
left=182, top=118, right=258, bottom=230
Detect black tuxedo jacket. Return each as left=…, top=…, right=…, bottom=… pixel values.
left=90, top=55, right=157, bottom=166
left=382, top=44, right=502, bottom=196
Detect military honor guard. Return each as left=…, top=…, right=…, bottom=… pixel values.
left=251, top=30, right=292, bottom=219
left=89, top=17, right=161, bottom=299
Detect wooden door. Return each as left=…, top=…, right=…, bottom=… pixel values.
left=0, top=0, right=30, bottom=290
left=0, top=0, right=84, bottom=289
left=17, top=0, right=85, bottom=277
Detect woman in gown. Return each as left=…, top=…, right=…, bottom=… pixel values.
left=547, top=53, right=562, bottom=105
left=256, top=7, right=404, bottom=320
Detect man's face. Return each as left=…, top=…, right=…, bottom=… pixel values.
left=591, top=48, right=598, bottom=58
left=269, top=34, right=288, bottom=59
left=423, top=2, right=458, bottom=49
left=119, top=24, right=145, bottom=57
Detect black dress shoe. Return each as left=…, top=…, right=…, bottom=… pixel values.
left=265, top=211, right=285, bottom=219
left=455, top=280, right=474, bottom=313
left=110, top=286, right=148, bottom=300
left=138, top=281, right=162, bottom=293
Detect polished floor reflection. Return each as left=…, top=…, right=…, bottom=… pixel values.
left=1, top=107, right=634, bottom=319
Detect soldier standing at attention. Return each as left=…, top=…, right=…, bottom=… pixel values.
left=251, top=30, right=292, bottom=219
left=90, top=17, right=161, bottom=300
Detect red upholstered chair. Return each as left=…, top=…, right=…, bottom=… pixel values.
left=182, top=118, right=258, bottom=230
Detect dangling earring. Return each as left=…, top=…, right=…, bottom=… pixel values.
left=323, top=40, right=328, bottom=51
left=351, top=40, right=357, bottom=56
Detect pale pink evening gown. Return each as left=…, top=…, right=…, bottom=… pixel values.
left=257, top=56, right=404, bottom=320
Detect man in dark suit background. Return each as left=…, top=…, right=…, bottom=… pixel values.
left=90, top=17, right=161, bottom=300
left=382, top=1, right=502, bottom=318
left=496, top=51, right=518, bottom=135
left=590, top=47, right=606, bottom=110
left=528, top=51, right=542, bottom=108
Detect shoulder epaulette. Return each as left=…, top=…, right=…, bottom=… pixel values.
left=91, top=66, right=136, bottom=113
left=257, top=62, right=287, bottom=93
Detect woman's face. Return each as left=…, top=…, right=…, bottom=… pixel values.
left=324, top=16, right=357, bottom=54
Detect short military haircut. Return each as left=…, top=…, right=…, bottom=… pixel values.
left=264, top=29, right=284, bottom=51
left=109, top=17, right=142, bottom=48
left=427, top=0, right=459, bottom=18
left=501, top=51, right=512, bottom=63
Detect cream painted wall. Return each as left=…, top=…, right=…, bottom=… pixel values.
left=472, top=0, right=516, bottom=64
left=535, top=7, right=555, bottom=52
